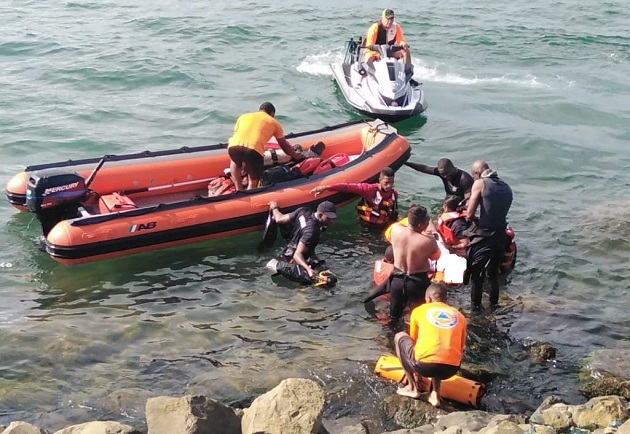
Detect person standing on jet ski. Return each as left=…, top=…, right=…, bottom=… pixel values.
left=309, top=167, right=398, bottom=228
left=364, top=9, right=411, bottom=65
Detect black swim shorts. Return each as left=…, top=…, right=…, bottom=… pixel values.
left=397, top=334, right=459, bottom=380
left=228, top=146, right=265, bottom=180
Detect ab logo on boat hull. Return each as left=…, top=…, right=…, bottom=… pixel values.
left=129, top=222, right=157, bottom=232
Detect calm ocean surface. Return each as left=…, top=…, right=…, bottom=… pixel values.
left=1, top=0, right=629, bottom=430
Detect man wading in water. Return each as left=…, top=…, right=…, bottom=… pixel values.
left=386, top=205, right=441, bottom=329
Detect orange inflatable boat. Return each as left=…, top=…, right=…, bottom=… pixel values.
left=5, top=119, right=410, bottom=265
left=374, top=354, right=485, bottom=407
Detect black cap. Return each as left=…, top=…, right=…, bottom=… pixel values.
left=382, top=9, right=395, bottom=18
left=317, top=201, right=337, bottom=219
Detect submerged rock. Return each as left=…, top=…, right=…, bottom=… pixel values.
left=380, top=395, right=445, bottom=429
left=53, top=421, right=140, bottom=434
left=527, top=343, right=557, bottom=364
left=580, top=376, right=630, bottom=400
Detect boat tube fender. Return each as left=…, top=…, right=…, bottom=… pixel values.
left=26, top=169, right=87, bottom=236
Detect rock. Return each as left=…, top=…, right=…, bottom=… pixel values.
left=528, top=343, right=557, bottom=364
left=572, top=396, right=630, bottom=431
left=380, top=395, right=445, bottom=429
left=387, top=426, right=434, bottom=434
left=52, top=421, right=140, bottom=434
left=528, top=403, right=573, bottom=431
left=580, top=376, right=630, bottom=400
left=478, top=420, right=525, bottom=434
left=584, top=349, right=630, bottom=381
left=2, top=421, right=50, bottom=433
left=101, top=388, right=151, bottom=419
left=530, top=424, right=555, bottom=434
left=241, top=378, right=325, bottom=434
left=321, top=417, right=367, bottom=434
left=434, top=426, right=472, bottom=434
left=458, top=362, right=498, bottom=383
left=617, top=418, right=630, bottom=434
left=529, top=395, right=565, bottom=424
left=434, top=411, right=495, bottom=432
left=145, top=395, right=241, bottom=434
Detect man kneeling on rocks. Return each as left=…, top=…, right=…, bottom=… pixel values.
left=394, top=284, right=467, bottom=407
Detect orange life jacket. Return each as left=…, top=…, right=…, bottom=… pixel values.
left=437, top=211, right=466, bottom=245
left=356, top=188, right=398, bottom=226
left=500, top=225, right=516, bottom=272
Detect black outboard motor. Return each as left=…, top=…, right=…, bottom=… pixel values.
left=26, top=169, right=87, bottom=236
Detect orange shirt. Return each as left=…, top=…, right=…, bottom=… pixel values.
left=364, top=22, right=406, bottom=61
left=228, top=111, right=285, bottom=156
left=409, top=301, right=466, bottom=365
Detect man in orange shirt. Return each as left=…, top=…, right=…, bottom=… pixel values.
left=394, top=284, right=467, bottom=407
left=228, top=102, right=302, bottom=190
left=363, top=9, right=411, bottom=65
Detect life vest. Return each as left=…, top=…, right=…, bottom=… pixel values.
left=293, top=153, right=350, bottom=177
left=500, top=225, right=517, bottom=272
left=356, top=187, right=398, bottom=226
left=437, top=211, right=466, bottom=245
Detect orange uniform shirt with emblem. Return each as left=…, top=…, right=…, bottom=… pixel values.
left=409, top=301, right=466, bottom=366
left=228, top=111, right=285, bottom=156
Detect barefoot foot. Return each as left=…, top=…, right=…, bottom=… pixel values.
left=397, top=385, right=421, bottom=399
left=428, top=391, right=442, bottom=407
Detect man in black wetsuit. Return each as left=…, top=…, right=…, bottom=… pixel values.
left=405, top=158, right=474, bottom=206
left=266, top=200, right=337, bottom=285
left=464, top=160, right=513, bottom=311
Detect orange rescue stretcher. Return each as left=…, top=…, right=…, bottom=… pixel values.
left=374, top=353, right=485, bottom=408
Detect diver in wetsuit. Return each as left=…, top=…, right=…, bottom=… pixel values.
left=371, top=205, right=441, bottom=329
left=266, top=200, right=337, bottom=285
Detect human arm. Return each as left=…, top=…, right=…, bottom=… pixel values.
left=394, top=23, right=408, bottom=48
left=404, top=162, right=436, bottom=175
left=429, top=240, right=441, bottom=261
left=312, top=183, right=374, bottom=200
left=293, top=242, right=315, bottom=278
left=465, top=179, right=484, bottom=223
left=277, top=137, right=303, bottom=160
left=269, top=201, right=292, bottom=225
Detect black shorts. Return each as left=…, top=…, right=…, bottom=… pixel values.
left=397, top=334, right=459, bottom=380
left=228, top=146, right=264, bottom=180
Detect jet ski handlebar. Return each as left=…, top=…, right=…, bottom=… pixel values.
left=367, top=44, right=405, bottom=58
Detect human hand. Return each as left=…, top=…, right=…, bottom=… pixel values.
left=269, top=201, right=278, bottom=211
left=292, top=150, right=304, bottom=161
left=306, top=267, right=316, bottom=279
left=310, top=186, right=326, bottom=196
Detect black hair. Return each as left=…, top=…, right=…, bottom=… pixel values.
left=427, top=283, right=447, bottom=302
left=444, top=195, right=460, bottom=211
left=380, top=167, right=395, bottom=178
left=437, top=158, right=454, bottom=170
left=407, top=205, right=429, bottom=227
left=259, top=102, right=276, bottom=116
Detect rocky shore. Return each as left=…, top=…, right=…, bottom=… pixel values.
left=1, top=377, right=629, bottom=434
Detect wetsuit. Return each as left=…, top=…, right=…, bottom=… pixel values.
left=274, top=207, right=323, bottom=284
left=465, top=173, right=513, bottom=307
left=433, top=168, right=474, bottom=204
left=386, top=268, right=432, bottom=328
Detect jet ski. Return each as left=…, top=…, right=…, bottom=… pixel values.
left=331, top=37, right=428, bottom=123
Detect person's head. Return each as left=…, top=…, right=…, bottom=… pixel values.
left=443, top=195, right=460, bottom=212
left=471, top=160, right=490, bottom=180
left=425, top=283, right=448, bottom=303
left=407, top=205, right=430, bottom=232
left=384, top=245, right=394, bottom=263
left=380, top=8, right=395, bottom=29
left=316, top=201, right=337, bottom=226
left=378, top=167, right=395, bottom=192
left=436, top=158, right=457, bottom=179
left=259, top=102, right=276, bottom=117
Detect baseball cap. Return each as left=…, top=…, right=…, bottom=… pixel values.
left=317, top=201, right=337, bottom=219
left=382, top=9, right=395, bottom=19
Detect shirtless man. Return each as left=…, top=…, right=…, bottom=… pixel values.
left=386, top=205, right=441, bottom=329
